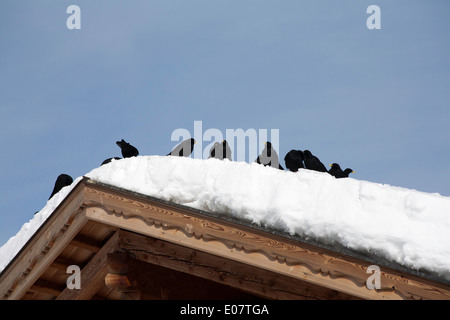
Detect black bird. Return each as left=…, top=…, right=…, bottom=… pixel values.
left=284, top=150, right=304, bottom=172
left=303, top=150, right=328, bottom=172
left=328, top=163, right=342, bottom=177
left=220, top=140, right=232, bottom=161
left=209, top=140, right=232, bottom=160
left=341, top=168, right=355, bottom=178
left=101, top=157, right=122, bottom=166
left=167, top=138, right=196, bottom=157
left=208, top=142, right=220, bottom=159
left=49, top=174, right=73, bottom=200
left=116, top=139, right=139, bottom=158
left=255, top=141, right=284, bottom=170
left=329, top=163, right=354, bottom=178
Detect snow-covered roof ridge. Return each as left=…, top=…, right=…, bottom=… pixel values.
left=85, top=156, right=450, bottom=281
left=1, top=155, right=450, bottom=282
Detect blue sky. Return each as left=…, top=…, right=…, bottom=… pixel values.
left=1, top=1, right=449, bottom=246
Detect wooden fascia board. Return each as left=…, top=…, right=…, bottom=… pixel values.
left=116, top=229, right=359, bottom=300
left=2, top=177, right=449, bottom=300
left=81, top=180, right=450, bottom=300
left=0, top=180, right=90, bottom=300
left=56, top=230, right=120, bottom=300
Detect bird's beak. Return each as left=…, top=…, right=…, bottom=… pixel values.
left=329, top=164, right=332, bottom=167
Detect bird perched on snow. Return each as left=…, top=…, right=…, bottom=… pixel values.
left=209, top=140, right=232, bottom=160
left=49, top=174, right=73, bottom=200
left=220, top=140, right=232, bottom=160
left=101, top=157, right=122, bottom=166
left=284, top=150, right=304, bottom=172
left=116, top=139, right=139, bottom=158
left=255, top=141, right=284, bottom=170
left=167, top=138, right=196, bottom=157
left=328, top=163, right=354, bottom=178
left=303, top=150, right=327, bottom=172
left=341, top=168, right=355, bottom=178
left=208, top=142, right=220, bottom=159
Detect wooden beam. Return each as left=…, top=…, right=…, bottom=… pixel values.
left=114, top=253, right=264, bottom=300
left=69, top=237, right=102, bottom=253
left=0, top=183, right=89, bottom=300
left=85, top=196, right=384, bottom=299
left=30, top=279, right=65, bottom=297
left=106, top=252, right=129, bottom=275
left=105, top=274, right=132, bottom=288
left=56, top=230, right=120, bottom=300
left=117, top=230, right=358, bottom=300
left=50, top=257, right=76, bottom=272
left=5, top=178, right=446, bottom=301
left=104, top=252, right=141, bottom=300
left=85, top=205, right=391, bottom=299
left=82, top=183, right=450, bottom=300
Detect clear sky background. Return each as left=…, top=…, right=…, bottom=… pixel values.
left=0, top=1, right=449, bottom=247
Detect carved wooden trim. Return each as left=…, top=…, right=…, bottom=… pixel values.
left=0, top=182, right=89, bottom=300
left=2, top=178, right=449, bottom=300
left=117, top=229, right=359, bottom=300
left=81, top=182, right=450, bottom=300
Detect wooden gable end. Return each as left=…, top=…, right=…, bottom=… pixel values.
left=1, top=178, right=449, bottom=300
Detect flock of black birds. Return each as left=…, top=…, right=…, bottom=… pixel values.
left=47, top=138, right=354, bottom=203
left=285, top=149, right=354, bottom=178
left=47, top=138, right=196, bottom=202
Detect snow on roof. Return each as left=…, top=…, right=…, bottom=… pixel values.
left=0, top=175, right=83, bottom=274
left=1, top=156, right=450, bottom=281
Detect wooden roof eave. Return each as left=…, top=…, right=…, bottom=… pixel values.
left=1, top=177, right=450, bottom=300
left=0, top=179, right=89, bottom=299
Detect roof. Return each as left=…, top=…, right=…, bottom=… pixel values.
left=1, top=177, right=449, bottom=300
left=84, top=156, right=450, bottom=281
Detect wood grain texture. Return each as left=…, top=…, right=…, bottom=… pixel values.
left=82, top=182, right=450, bottom=300
left=2, top=179, right=449, bottom=300
left=56, top=231, right=120, bottom=300
left=0, top=182, right=89, bottom=300
left=117, top=230, right=359, bottom=300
